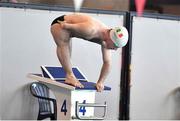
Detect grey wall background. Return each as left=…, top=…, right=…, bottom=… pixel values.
left=0, top=7, right=123, bottom=120
left=130, top=17, right=180, bottom=119
left=1, top=6, right=180, bottom=120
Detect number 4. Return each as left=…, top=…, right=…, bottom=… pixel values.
left=79, top=100, right=86, bottom=115
left=61, top=100, right=67, bottom=115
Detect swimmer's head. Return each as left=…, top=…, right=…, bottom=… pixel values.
left=109, top=26, right=129, bottom=48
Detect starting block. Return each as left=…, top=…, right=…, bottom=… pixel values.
left=27, top=66, right=111, bottom=120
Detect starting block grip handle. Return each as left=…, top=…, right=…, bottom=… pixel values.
left=74, top=101, right=107, bottom=120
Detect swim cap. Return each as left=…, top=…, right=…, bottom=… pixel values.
left=109, top=26, right=129, bottom=48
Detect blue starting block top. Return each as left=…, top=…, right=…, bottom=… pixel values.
left=40, top=66, right=111, bottom=91
left=41, top=66, right=87, bottom=81
left=56, top=80, right=111, bottom=90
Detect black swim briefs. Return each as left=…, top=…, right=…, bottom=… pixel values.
left=51, top=15, right=65, bottom=26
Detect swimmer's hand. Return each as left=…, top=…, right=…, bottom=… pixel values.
left=57, top=20, right=63, bottom=23
left=96, top=82, right=104, bottom=92
left=57, top=20, right=65, bottom=28
left=57, top=21, right=79, bottom=31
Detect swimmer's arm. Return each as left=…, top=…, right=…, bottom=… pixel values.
left=97, top=46, right=112, bottom=84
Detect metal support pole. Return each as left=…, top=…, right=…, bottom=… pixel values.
left=119, top=12, right=133, bottom=120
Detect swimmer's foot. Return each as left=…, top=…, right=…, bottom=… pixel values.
left=65, top=75, right=84, bottom=88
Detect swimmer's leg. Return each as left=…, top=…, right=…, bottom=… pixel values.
left=51, top=24, right=84, bottom=88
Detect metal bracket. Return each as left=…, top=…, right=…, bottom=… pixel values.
left=73, top=101, right=107, bottom=120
